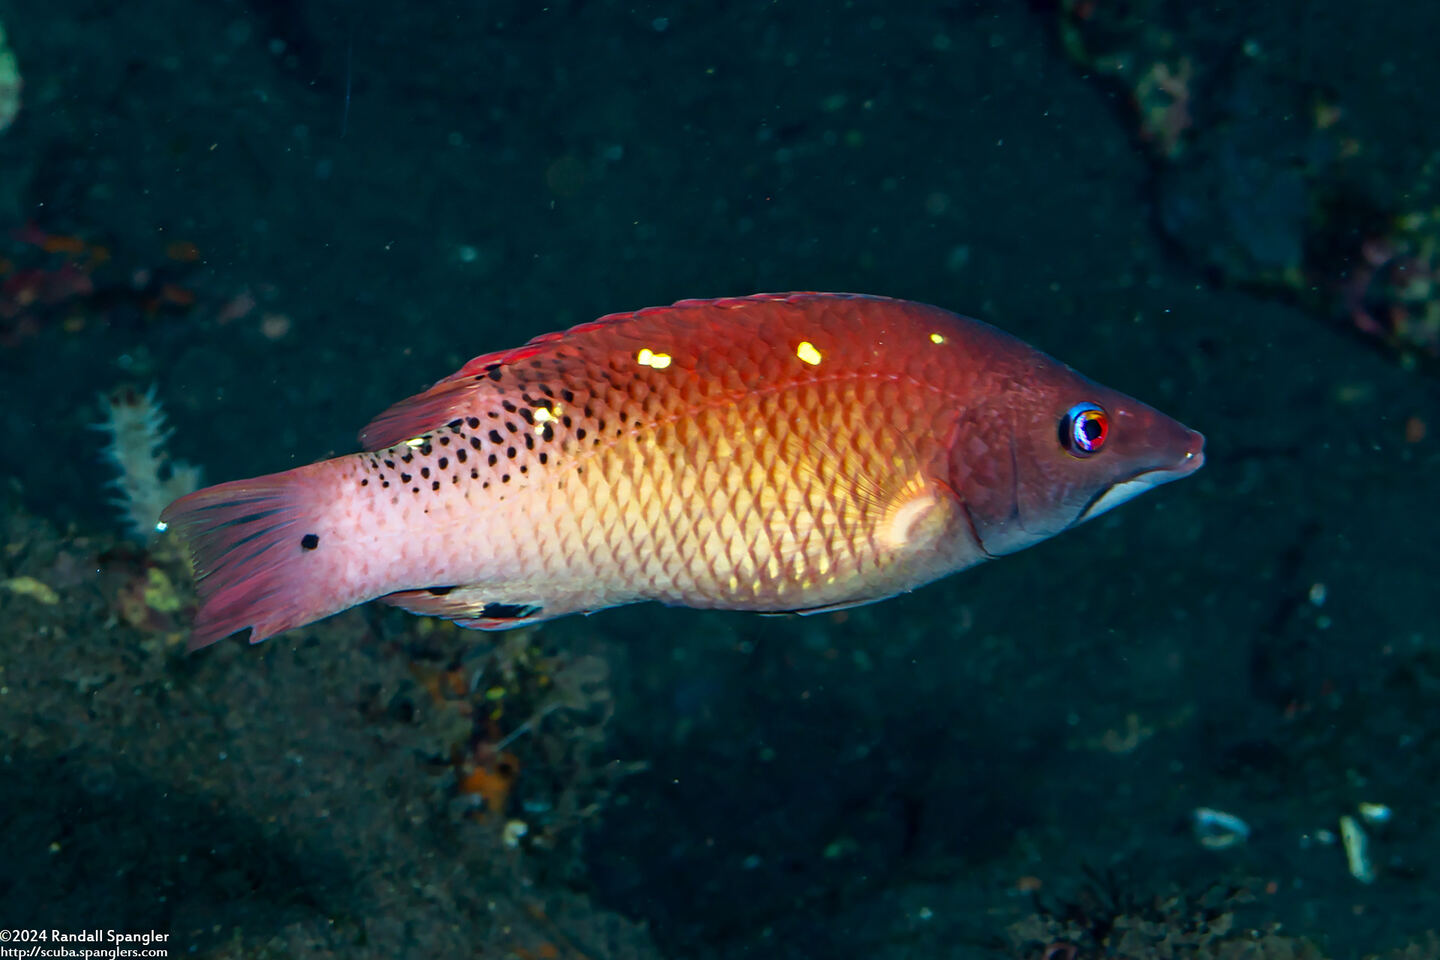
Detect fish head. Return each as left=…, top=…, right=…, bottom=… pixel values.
left=945, top=352, right=1204, bottom=557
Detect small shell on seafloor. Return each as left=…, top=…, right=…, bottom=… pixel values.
left=1192, top=806, right=1250, bottom=850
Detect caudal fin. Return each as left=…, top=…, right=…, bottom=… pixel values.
left=160, top=467, right=333, bottom=649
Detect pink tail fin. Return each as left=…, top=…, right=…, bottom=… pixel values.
left=160, top=467, right=332, bottom=649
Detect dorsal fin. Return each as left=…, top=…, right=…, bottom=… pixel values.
left=357, top=293, right=873, bottom=451
left=358, top=313, right=638, bottom=451
left=359, top=377, right=484, bottom=451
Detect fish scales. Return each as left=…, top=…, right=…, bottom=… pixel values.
left=368, top=295, right=963, bottom=613
left=162, top=292, right=1204, bottom=648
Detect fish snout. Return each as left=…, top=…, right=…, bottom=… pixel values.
left=1123, top=401, right=1204, bottom=480
left=1170, top=427, right=1206, bottom=477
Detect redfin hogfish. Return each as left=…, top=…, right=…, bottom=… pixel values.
left=162, top=293, right=1203, bottom=649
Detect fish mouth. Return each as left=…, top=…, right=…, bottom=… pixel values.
left=1075, top=430, right=1205, bottom=525
left=1169, top=429, right=1207, bottom=478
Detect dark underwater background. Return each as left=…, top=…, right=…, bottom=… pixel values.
left=0, top=1, right=1436, bottom=957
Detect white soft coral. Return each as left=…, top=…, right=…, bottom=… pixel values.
left=94, top=385, right=202, bottom=542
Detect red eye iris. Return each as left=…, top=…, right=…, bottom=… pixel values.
left=1061, top=402, right=1108, bottom=457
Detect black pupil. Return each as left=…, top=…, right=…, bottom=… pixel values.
left=1078, top=416, right=1102, bottom=446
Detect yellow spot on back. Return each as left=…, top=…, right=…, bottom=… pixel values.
left=930, top=332, right=945, bottom=344
left=404, top=436, right=428, bottom=448
left=796, top=341, right=822, bottom=365
left=637, top=348, right=673, bottom=369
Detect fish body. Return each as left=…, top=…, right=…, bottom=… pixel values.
left=162, top=293, right=1204, bottom=648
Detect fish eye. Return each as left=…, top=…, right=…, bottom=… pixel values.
left=1060, top=402, right=1108, bottom=457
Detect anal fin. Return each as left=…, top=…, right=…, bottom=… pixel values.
left=382, top=585, right=551, bottom=631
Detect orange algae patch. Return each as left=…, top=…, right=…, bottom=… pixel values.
left=1015, top=875, right=1043, bottom=894
left=39, top=233, right=87, bottom=255
left=458, top=750, right=519, bottom=814
left=155, top=282, right=195, bottom=308
left=409, top=662, right=472, bottom=711
left=165, top=240, right=201, bottom=262
left=510, top=945, right=562, bottom=960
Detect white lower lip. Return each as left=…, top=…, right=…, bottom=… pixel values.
left=1078, top=475, right=1162, bottom=524
left=1078, top=455, right=1200, bottom=524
